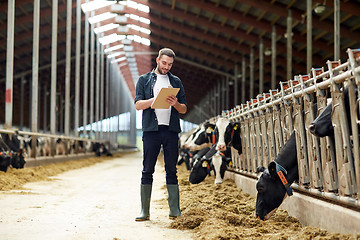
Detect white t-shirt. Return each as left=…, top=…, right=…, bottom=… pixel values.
left=153, top=73, right=172, bottom=126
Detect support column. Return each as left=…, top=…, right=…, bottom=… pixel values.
left=225, top=76, right=229, bottom=110
left=307, top=0, right=312, bottom=72
left=50, top=0, right=58, bottom=136
left=74, top=0, right=81, bottom=137
left=334, top=0, right=340, bottom=61
left=287, top=9, right=292, bottom=80
left=64, top=0, right=72, bottom=136
left=43, top=90, right=48, bottom=132
left=129, top=105, right=136, bottom=146
left=259, top=39, right=264, bottom=94
left=96, top=26, right=101, bottom=139
left=90, top=11, right=95, bottom=138
left=217, top=80, right=223, bottom=114
left=5, top=0, right=15, bottom=129
left=100, top=42, right=104, bottom=139
left=271, top=25, right=277, bottom=89
left=242, top=55, right=246, bottom=104
left=221, top=78, right=225, bottom=111
left=250, top=49, right=254, bottom=98
left=20, top=76, right=25, bottom=130
left=234, top=64, right=238, bottom=106
left=32, top=0, right=40, bottom=157
left=83, top=1, right=89, bottom=138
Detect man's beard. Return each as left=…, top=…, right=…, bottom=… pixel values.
left=157, top=66, right=168, bottom=75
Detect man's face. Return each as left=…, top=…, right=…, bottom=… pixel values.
left=156, top=55, right=174, bottom=75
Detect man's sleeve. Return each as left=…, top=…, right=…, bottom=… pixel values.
left=134, top=77, right=144, bottom=104
left=177, top=80, right=187, bottom=106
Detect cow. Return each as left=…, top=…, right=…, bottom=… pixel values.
left=188, top=147, right=212, bottom=184
left=188, top=117, right=241, bottom=184
left=56, top=138, right=66, bottom=155
left=93, top=142, right=112, bottom=157
left=177, top=131, right=194, bottom=170
left=255, top=131, right=297, bottom=220
left=309, top=86, right=357, bottom=138
left=0, top=133, right=26, bottom=169
left=187, top=122, right=215, bottom=151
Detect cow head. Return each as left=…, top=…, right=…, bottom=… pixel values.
left=255, top=161, right=292, bottom=220
left=309, top=101, right=333, bottom=137
left=255, top=132, right=298, bottom=220
left=214, top=118, right=230, bottom=152
left=188, top=123, right=215, bottom=151
left=189, top=158, right=211, bottom=184
left=0, top=153, right=12, bottom=172
left=11, top=151, right=26, bottom=169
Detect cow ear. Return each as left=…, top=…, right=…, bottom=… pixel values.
left=256, top=166, right=265, bottom=173
left=268, top=161, right=277, bottom=177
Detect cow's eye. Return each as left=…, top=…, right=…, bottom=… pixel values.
left=256, top=183, right=265, bottom=193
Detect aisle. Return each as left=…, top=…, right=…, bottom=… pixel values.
left=0, top=152, right=193, bottom=240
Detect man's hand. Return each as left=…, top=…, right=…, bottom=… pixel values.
left=166, top=95, right=187, bottom=114
left=166, top=95, right=178, bottom=106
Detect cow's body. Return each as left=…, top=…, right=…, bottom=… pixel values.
left=255, top=132, right=297, bottom=220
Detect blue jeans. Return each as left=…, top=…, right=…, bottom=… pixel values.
left=141, top=125, right=179, bottom=185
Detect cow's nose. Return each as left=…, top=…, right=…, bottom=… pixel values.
left=216, top=145, right=226, bottom=151
left=309, top=124, right=315, bottom=134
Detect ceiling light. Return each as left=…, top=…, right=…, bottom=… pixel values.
left=118, top=62, right=128, bottom=68
left=104, top=44, right=124, bottom=53
left=264, top=48, right=272, bottom=56
left=314, top=4, right=326, bottom=14
left=111, top=56, right=127, bottom=64
left=81, top=0, right=115, bottom=13
left=88, top=12, right=117, bottom=24
left=107, top=51, right=125, bottom=59
left=99, top=33, right=123, bottom=45
left=94, top=23, right=119, bottom=34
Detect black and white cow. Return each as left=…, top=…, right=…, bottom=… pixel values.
left=187, top=122, right=215, bottom=151
left=188, top=147, right=212, bottom=184
left=0, top=133, right=26, bottom=170
left=189, top=117, right=241, bottom=184
left=93, top=142, right=112, bottom=157
left=255, top=131, right=297, bottom=220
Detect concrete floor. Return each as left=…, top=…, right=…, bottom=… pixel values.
left=0, top=152, right=193, bottom=240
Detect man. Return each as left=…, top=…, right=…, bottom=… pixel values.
left=134, top=48, right=187, bottom=221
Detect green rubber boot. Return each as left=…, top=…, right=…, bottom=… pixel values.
left=167, top=184, right=181, bottom=219
left=135, top=184, right=152, bottom=221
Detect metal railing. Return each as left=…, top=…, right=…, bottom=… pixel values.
left=223, top=48, right=360, bottom=209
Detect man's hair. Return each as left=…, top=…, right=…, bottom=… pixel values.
left=158, top=48, right=175, bottom=59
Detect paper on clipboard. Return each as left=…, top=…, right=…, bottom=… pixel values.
left=151, top=87, right=180, bottom=109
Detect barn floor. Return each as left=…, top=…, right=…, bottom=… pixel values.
left=0, top=151, right=194, bottom=240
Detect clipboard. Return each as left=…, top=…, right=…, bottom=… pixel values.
left=151, top=87, right=180, bottom=109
